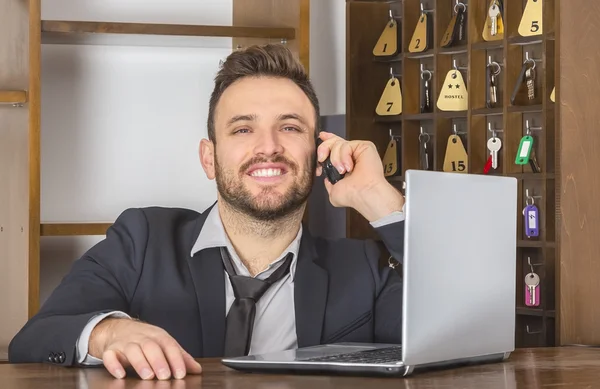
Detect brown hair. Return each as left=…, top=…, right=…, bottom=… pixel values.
left=207, top=44, right=320, bottom=144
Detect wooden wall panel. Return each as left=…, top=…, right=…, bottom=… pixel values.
left=558, top=0, right=600, bottom=345
left=0, top=0, right=31, bottom=361
left=232, top=0, right=309, bottom=72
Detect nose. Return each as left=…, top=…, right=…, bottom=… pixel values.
left=253, top=130, right=284, bottom=157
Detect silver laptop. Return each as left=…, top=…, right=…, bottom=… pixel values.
left=222, top=169, right=517, bottom=376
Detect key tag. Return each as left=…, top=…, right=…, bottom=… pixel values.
left=523, top=192, right=540, bottom=238
left=443, top=129, right=468, bottom=173
left=409, top=4, right=430, bottom=53
left=516, top=123, right=534, bottom=165
left=483, top=0, right=504, bottom=41
left=420, top=68, right=433, bottom=113
left=373, top=10, right=399, bottom=56
left=550, top=86, right=555, bottom=102
left=383, top=130, right=401, bottom=177
left=440, top=1, right=466, bottom=48
left=419, top=127, right=432, bottom=170
left=376, top=69, right=402, bottom=116
left=518, top=0, right=543, bottom=37
left=437, top=65, right=468, bottom=111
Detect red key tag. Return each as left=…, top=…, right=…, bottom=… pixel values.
left=483, top=155, right=493, bottom=174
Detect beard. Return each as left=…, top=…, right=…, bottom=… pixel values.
left=214, top=152, right=315, bottom=222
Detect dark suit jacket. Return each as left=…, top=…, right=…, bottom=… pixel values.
left=8, top=205, right=404, bottom=366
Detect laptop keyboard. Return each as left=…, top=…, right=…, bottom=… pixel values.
left=302, top=346, right=402, bottom=364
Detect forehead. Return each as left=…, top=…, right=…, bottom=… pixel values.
left=214, top=76, right=316, bottom=127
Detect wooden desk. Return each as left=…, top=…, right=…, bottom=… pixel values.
left=2, top=347, right=600, bottom=388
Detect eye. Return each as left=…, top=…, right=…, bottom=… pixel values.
left=234, top=127, right=251, bottom=134
left=283, top=126, right=300, bottom=132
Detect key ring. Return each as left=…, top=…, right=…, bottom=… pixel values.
left=524, top=58, right=536, bottom=71
left=419, top=132, right=430, bottom=144
left=488, top=61, right=501, bottom=76
left=454, top=2, right=466, bottom=14
left=388, top=256, right=399, bottom=269
left=420, top=69, right=432, bottom=81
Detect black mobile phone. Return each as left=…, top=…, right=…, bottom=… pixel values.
left=316, top=138, right=345, bottom=184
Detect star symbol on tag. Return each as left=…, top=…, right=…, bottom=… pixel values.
left=448, top=84, right=453, bottom=89
left=455, top=84, right=460, bottom=89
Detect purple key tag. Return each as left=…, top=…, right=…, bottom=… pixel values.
left=524, top=204, right=539, bottom=237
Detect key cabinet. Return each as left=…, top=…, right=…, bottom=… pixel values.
left=345, top=0, right=600, bottom=348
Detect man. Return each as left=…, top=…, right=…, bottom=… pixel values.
left=8, top=44, right=405, bottom=381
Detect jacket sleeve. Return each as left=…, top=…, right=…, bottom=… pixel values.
left=8, top=208, right=149, bottom=365
left=369, top=220, right=405, bottom=344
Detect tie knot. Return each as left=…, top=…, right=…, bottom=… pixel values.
left=228, top=275, right=271, bottom=300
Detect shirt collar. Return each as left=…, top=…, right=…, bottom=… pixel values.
left=190, top=201, right=302, bottom=280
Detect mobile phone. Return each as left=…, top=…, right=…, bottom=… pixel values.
left=316, top=138, right=345, bottom=184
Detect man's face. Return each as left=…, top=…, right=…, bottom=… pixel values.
left=201, top=76, right=317, bottom=221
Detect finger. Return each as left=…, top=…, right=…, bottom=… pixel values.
left=161, top=340, right=188, bottom=379
left=102, top=349, right=127, bottom=379
left=124, top=343, right=155, bottom=380
left=318, top=131, right=335, bottom=140
left=182, top=349, right=203, bottom=374
left=141, top=340, right=172, bottom=380
left=328, top=140, right=346, bottom=174
left=316, top=165, right=322, bottom=176
left=339, top=142, right=355, bottom=172
left=323, top=176, right=332, bottom=194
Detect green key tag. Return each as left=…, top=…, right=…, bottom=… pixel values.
left=515, top=135, right=534, bottom=165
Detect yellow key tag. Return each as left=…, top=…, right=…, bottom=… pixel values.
left=373, top=18, right=398, bottom=56
left=440, top=12, right=458, bottom=47
left=383, top=137, right=399, bottom=177
left=518, top=0, right=543, bottom=37
left=376, top=76, right=402, bottom=115
left=443, top=135, right=468, bottom=173
left=483, top=0, right=504, bottom=41
left=550, top=86, right=555, bottom=102
left=437, top=69, right=468, bottom=111
left=409, top=13, right=428, bottom=53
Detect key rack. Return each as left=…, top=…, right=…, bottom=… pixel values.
left=345, top=0, right=600, bottom=348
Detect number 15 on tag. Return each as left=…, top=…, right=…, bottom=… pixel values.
left=523, top=204, right=539, bottom=238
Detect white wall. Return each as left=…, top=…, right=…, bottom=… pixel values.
left=39, top=0, right=347, bottom=303
left=309, top=0, right=346, bottom=116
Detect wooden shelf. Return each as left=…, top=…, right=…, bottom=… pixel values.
left=403, top=113, right=434, bottom=121
left=471, top=107, right=503, bottom=116
left=0, top=90, right=27, bottom=104
left=508, top=35, right=545, bottom=46
left=373, top=115, right=402, bottom=123
left=437, top=111, right=467, bottom=119
left=40, top=223, right=112, bottom=236
left=518, top=240, right=544, bottom=248
left=373, top=54, right=403, bottom=63
left=41, top=20, right=296, bottom=47
left=437, top=45, right=468, bottom=55
left=471, top=41, right=504, bottom=51
left=404, top=51, right=434, bottom=59
left=508, top=104, right=544, bottom=113
left=517, top=308, right=555, bottom=317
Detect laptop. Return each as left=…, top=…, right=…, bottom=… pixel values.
left=222, top=169, right=518, bottom=377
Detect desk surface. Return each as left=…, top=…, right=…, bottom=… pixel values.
left=2, top=347, right=600, bottom=388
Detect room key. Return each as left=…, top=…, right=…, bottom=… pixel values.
left=487, top=136, right=502, bottom=169
left=525, top=272, right=540, bottom=306
left=489, top=3, right=500, bottom=36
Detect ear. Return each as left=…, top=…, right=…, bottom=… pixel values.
left=199, top=138, right=216, bottom=180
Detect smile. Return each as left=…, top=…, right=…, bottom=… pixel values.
left=250, top=168, right=283, bottom=177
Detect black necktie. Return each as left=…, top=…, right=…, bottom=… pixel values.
left=220, top=247, right=293, bottom=357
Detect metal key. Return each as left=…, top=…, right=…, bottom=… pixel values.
left=526, top=66, right=536, bottom=100
left=489, top=69, right=498, bottom=107
left=487, top=136, right=502, bottom=169
left=489, top=2, right=500, bottom=36
left=525, top=272, right=540, bottom=305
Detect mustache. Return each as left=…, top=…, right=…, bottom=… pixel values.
left=239, top=154, right=299, bottom=174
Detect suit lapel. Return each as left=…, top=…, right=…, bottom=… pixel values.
left=188, top=246, right=225, bottom=357
left=294, top=228, right=329, bottom=347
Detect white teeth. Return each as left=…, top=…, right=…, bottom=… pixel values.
left=251, top=168, right=282, bottom=177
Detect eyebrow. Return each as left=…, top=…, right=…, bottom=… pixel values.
left=276, top=113, right=310, bottom=128
left=227, top=114, right=257, bottom=126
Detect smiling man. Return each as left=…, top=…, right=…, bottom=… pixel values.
left=9, top=44, right=406, bottom=381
